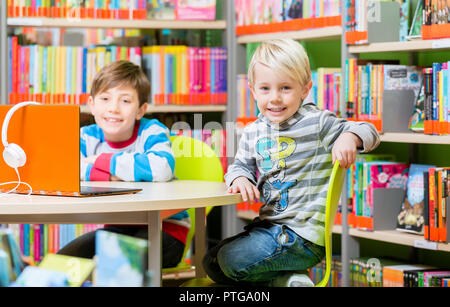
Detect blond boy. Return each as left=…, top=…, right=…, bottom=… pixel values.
left=203, top=39, right=380, bottom=286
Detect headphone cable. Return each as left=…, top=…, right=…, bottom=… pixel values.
left=0, top=168, right=33, bottom=197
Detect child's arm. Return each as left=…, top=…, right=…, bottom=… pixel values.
left=319, top=110, right=380, bottom=168
left=96, top=128, right=174, bottom=182
left=224, top=127, right=259, bottom=202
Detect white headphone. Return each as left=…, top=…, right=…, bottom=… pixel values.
left=1, top=101, right=40, bottom=196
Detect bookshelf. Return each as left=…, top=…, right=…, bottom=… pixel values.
left=340, top=2, right=450, bottom=288
left=380, top=133, right=450, bottom=145
left=348, top=38, right=450, bottom=54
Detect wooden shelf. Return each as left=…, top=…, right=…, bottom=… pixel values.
left=380, top=132, right=450, bottom=145
left=7, top=17, right=227, bottom=29
left=80, top=104, right=226, bottom=114
left=347, top=228, right=450, bottom=252
left=348, top=38, right=450, bottom=53
left=237, top=26, right=342, bottom=44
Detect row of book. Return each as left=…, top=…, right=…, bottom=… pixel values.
left=170, top=128, right=228, bottom=174
left=7, top=0, right=217, bottom=21
left=380, top=260, right=450, bottom=287
left=346, top=157, right=409, bottom=226
left=421, top=62, right=450, bottom=135
left=344, top=0, right=423, bottom=44
left=344, top=60, right=426, bottom=132
left=310, top=256, right=450, bottom=287
left=235, top=68, right=343, bottom=126
left=311, top=68, right=342, bottom=117
left=308, top=256, right=343, bottom=287
left=6, top=224, right=103, bottom=265
left=8, top=38, right=228, bottom=106
left=142, top=46, right=228, bottom=105
left=236, top=0, right=342, bottom=27
left=236, top=74, right=258, bottom=121
left=345, top=0, right=450, bottom=44
left=8, top=38, right=142, bottom=105
left=423, top=167, right=449, bottom=243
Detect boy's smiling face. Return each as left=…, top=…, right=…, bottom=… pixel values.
left=250, top=63, right=312, bottom=124
left=88, top=85, right=147, bottom=142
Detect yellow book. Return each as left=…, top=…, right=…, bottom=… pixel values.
left=61, top=46, right=67, bottom=97
left=39, top=254, right=95, bottom=287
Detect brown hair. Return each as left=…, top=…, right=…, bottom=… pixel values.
left=90, top=60, right=150, bottom=106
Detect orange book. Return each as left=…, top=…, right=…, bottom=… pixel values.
left=48, top=225, right=54, bottom=254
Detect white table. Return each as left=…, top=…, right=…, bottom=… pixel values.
left=0, top=180, right=242, bottom=286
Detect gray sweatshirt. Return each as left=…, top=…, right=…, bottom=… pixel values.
left=225, top=102, right=380, bottom=246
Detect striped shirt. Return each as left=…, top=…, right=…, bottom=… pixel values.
left=80, top=118, right=190, bottom=244
left=225, top=102, right=380, bottom=246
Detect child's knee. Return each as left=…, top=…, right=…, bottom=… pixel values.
left=216, top=245, right=250, bottom=281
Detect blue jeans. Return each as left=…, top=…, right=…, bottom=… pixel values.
left=202, top=219, right=325, bottom=286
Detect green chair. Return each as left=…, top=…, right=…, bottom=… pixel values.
left=315, top=161, right=346, bottom=287
left=162, top=136, right=224, bottom=275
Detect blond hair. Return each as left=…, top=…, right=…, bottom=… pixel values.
left=248, top=39, right=311, bottom=88
left=90, top=60, right=150, bottom=106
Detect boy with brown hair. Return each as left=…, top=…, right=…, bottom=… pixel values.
left=59, top=61, right=189, bottom=269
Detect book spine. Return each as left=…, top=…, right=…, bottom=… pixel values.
left=424, top=171, right=430, bottom=240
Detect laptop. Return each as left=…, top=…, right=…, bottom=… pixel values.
left=0, top=105, right=142, bottom=197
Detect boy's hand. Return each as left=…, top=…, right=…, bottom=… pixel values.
left=110, top=175, right=122, bottom=181
left=228, top=176, right=260, bottom=203
left=332, top=132, right=362, bottom=169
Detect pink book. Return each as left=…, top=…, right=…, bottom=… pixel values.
left=176, top=0, right=216, bottom=20
left=365, top=163, right=409, bottom=217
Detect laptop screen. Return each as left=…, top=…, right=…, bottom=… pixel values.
left=0, top=105, right=80, bottom=195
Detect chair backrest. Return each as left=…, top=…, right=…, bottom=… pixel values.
left=168, top=136, right=224, bottom=268
left=170, top=135, right=224, bottom=182
left=315, top=161, right=346, bottom=287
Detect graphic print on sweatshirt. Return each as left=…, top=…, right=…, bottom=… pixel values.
left=256, top=136, right=297, bottom=212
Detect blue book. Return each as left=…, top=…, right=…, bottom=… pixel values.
left=12, top=266, right=69, bottom=287
left=94, top=230, right=148, bottom=287
left=82, top=48, right=88, bottom=94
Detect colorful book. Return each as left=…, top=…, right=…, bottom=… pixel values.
left=94, top=230, right=149, bottom=287
left=396, top=164, right=436, bottom=235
